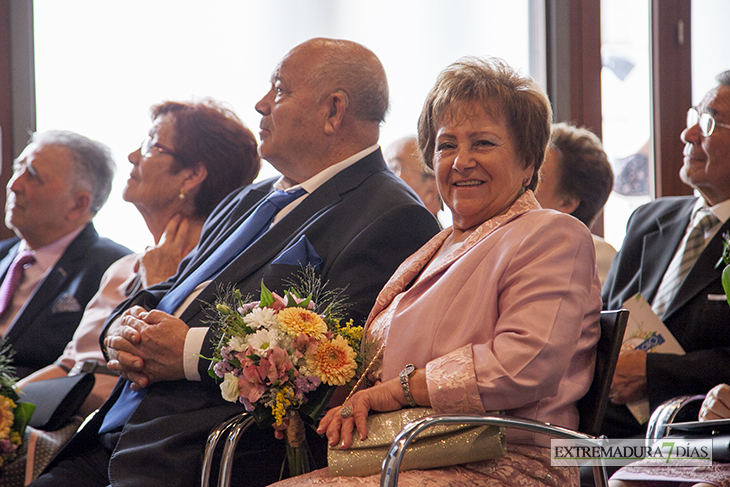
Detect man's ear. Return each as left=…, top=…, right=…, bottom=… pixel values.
left=69, top=190, right=92, bottom=220
left=323, top=90, right=349, bottom=135
left=560, top=195, right=580, bottom=215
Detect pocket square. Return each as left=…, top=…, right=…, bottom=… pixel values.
left=272, top=235, right=323, bottom=269
left=52, top=293, right=83, bottom=313
left=708, top=294, right=728, bottom=302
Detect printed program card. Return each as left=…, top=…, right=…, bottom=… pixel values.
left=620, top=294, right=685, bottom=424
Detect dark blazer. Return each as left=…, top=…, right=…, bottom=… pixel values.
left=0, top=222, right=130, bottom=378
left=52, top=150, right=441, bottom=487
left=601, top=196, right=730, bottom=437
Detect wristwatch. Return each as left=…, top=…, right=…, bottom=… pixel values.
left=399, top=364, right=418, bottom=407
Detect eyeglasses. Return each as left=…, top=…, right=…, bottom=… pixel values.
left=686, top=107, right=730, bottom=137
left=140, top=136, right=179, bottom=158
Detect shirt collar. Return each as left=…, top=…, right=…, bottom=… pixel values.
left=19, top=224, right=86, bottom=273
left=273, top=144, right=379, bottom=194
left=696, top=196, right=730, bottom=223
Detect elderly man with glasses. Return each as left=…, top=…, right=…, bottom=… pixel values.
left=601, top=69, right=730, bottom=439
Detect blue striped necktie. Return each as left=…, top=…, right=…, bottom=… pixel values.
left=99, top=188, right=306, bottom=433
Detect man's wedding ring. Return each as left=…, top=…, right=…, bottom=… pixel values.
left=340, top=406, right=353, bottom=418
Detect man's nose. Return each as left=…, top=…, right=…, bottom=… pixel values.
left=7, top=171, right=25, bottom=193
left=681, top=122, right=702, bottom=145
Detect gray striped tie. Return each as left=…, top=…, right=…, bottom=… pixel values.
left=651, top=209, right=720, bottom=319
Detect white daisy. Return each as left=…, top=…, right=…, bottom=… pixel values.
left=228, top=335, right=247, bottom=352
left=247, top=328, right=283, bottom=354
left=244, top=307, right=278, bottom=330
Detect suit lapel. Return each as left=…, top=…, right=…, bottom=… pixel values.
left=178, top=150, right=385, bottom=322
left=4, top=224, right=97, bottom=341
left=664, top=216, right=730, bottom=320
left=175, top=186, right=272, bottom=285
left=0, top=243, right=21, bottom=282
left=640, top=201, right=694, bottom=302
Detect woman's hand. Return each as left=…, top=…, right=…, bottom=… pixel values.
left=699, top=383, right=730, bottom=421
left=136, top=215, right=197, bottom=288
left=317, top=370, right=429, bottom=449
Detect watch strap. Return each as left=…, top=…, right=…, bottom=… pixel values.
left=399, top=364, right=418, bottom=407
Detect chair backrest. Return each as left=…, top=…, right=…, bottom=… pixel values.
left=577, top=308, right=629, bottom=436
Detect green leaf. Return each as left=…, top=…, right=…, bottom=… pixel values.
left=250, top=403, right=276, bottom=430
left=298, top=384, right=336, bottom=425
left=723, top=265, right=730, bottom=308
left=260, top=280, right=275, bottom=308
left=284, top=290, right=311, bottom=309
left=13, top=401, right=35, bottom=436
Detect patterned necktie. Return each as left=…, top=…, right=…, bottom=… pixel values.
left=651, top=209, right=720, bottom=319
left=99, top=188, right=306, bottom=434
left=0, top=251, right=35, bottom=317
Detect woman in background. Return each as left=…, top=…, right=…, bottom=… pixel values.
left=18, top=97, right=260, bottom=417
left=4, top=98, right=259, bottom=486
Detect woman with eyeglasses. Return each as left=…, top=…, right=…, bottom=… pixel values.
left=8, top=98, right=259, bottom=483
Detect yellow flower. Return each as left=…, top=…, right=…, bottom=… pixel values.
left=337, top=319, right=364, bottom=350
left=0, top=396, right=15, bottom=440
left=277, top=308, right=327, bottom=338
left=308, top=335, right=358, bottom=386
left=272, top=386, right=295, bottom=425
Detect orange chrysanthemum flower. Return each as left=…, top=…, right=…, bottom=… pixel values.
left=277, top=308, right=328, bottom=338
left=308, top=335, right=358, bottom=386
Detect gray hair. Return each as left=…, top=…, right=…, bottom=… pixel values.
left=717, top=70, right=730, bottom=87
left=303, top=38, right=390, bottom=123
left=28, top=130, right=115, bottom=214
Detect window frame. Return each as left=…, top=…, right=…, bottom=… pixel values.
left=0, top=0, right=694, bottom=241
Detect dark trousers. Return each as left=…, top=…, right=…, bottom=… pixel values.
left=28, top=432, right=120, bottom=487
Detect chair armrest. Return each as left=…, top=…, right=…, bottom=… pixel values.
left=201, top=412, right=254, bottom=487
left=380, top=414, right=607, bottom=487
left=646, top=395, right=706, bottom=442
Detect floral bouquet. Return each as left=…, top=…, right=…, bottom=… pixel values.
left=0, top=342, right=35, bottom=471
left=206, top=270, right=364, bottom=477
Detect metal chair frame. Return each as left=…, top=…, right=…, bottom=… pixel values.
left=380, top=308, right=629, bottom=487
left=380, top=414, right=608, bottom=487
left=646, top=394, right=705, bottom=443
left=201, top=413, right=255, bottom=487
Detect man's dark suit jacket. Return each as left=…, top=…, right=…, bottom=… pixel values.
left=49, top=150, right=441, bottom=487
left=0, top=222, right=131, bottom=378
left=601, top=196, right=730, bottom=437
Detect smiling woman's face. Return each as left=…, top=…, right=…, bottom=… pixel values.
left=433, top=103, right=532, bottom=232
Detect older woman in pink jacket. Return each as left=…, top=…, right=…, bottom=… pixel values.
left=275, top=57, right=602, bottom=487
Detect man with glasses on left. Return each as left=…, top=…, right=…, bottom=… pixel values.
left=602, top=69, right=730, bottom=439
left=0, top=130, right=131, bottom=378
